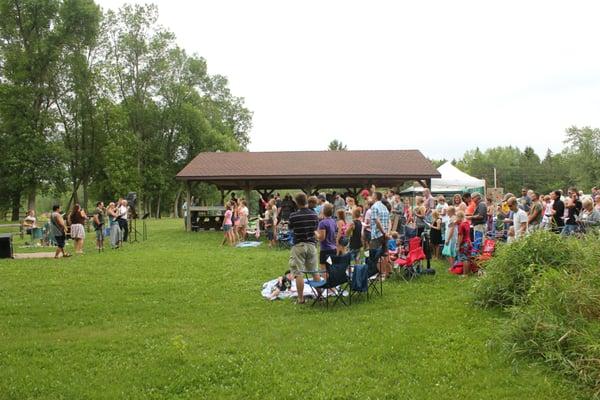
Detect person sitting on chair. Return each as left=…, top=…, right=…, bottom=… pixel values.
left=23, top=209, right=37, bottom=234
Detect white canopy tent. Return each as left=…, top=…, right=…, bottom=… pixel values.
left=400, top=162, right=486, bottom=196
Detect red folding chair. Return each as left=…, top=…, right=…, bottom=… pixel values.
left=394, top=238, right=426, bottom=281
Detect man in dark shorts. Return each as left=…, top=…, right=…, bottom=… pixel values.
left=50, top=205, right=70, bottom=259
left=288, top=192, right=320, bottom=304
left=92, top=201, right=105, bottom=251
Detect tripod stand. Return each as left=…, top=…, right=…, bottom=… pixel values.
left=128, top=217, right=147, bottom=242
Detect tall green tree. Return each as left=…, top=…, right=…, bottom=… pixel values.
left=0, top=0, right=98, bottom=219
left=104, top=3, right=174, bottom=210
left=563, top=126, right=600, bottom=190
left=53, top=0, right=103, bottom=210
left=327, top=139, right=347, bottom=151
left=0, top=1, right=252, bottom=217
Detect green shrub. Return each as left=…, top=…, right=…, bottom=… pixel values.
left=473, top=230, right=600, bottom=395
left=506, top=266, right=600, bottom=395
left=473, top=231, right=586, bottom=308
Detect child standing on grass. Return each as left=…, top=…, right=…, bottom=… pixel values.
left=442, top=206, right=457, bottom=268
left=456, top=210, right=472, bottom=276
left=263, top=199, right=277, bottom=248
left=429, top=210, right=443, bottom=259
left=222, top=203, right=234, bottom=246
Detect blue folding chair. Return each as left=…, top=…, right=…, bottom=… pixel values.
left=304, top=253, right=352, bottom=308
left=366, top=247, right=384, bottom=299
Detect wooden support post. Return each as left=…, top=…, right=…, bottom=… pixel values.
left=244, top=182, right=252, bottom=211
left=346, top=187, right=360, bottom=199
left=258, top=189, right=274, bottom=200
left=185, top=181, right=192, bottom=232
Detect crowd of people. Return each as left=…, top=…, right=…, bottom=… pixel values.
left=220, top=196, right=250, bottom=246
left=23, top=198, right=132, bottom=258
left=262, top=186, right=600, bottom=303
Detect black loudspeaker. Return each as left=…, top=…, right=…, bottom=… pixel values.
left=0, top=233, right=13, bottom=259
left=126, top=192, right=137, bottom=209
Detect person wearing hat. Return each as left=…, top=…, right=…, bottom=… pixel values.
left=467, top=192, right=487, bottom=239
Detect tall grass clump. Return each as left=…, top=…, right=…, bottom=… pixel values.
left=474, top=231, right=600, bottom=396
left=473, top=230, right=586, bottom=308
left=506, top=265, right=600, bottom=395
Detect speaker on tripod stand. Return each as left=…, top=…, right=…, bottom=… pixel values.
left=126, top=192, right=141, bottom=243
left=141, top=212, right=150, bottom=240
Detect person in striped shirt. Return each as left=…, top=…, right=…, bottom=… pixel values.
left=288, top=192, right=320, bottom=304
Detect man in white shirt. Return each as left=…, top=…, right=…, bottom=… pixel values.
left=508, top=197, right=528, bottom=239
left=117, top=199, right=129, bottom=242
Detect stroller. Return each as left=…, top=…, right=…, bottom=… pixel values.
left=246, top=217, right=261, bottom=240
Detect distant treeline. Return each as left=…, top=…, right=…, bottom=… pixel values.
left=431, top=126, right=600, bottom=196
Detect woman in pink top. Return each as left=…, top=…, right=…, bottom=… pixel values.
left=336, top=209, right=349, bottom=255
left=222, top=203, right=234, bottom=246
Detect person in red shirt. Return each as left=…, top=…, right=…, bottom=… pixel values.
left=456, top=210, right=472, bottom=276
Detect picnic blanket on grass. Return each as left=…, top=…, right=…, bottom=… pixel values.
left=261, top=278, right=349, bottom=301
left=236, top=241, right=262, bottom=248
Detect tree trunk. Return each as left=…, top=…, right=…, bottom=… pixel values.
left=147, top=198, right=152, bottom=219
left=156, top=194, right=161, bottom=219
left=27, top=187, right=36, bottom=212
left=82, top=178, right=89, bottom=212
left=11, top=192, right=21, bottom=221
left=173, top=189, right=181, bottom=218
left=66, top=180, right=81, bottom=212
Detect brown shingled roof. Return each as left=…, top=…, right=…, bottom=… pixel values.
left=176, top=150, right=439, bottom=190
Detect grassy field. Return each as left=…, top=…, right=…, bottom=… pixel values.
left=0, top=219, right=588, bottom=399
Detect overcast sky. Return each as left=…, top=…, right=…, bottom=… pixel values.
left=97, top=0, right=600, bottom=160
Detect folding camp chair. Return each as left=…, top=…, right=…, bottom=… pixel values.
left=471, top=238, right=496, bottom=274
left=394, top=237, right=426, bottom=281
left=277, top=223, right=294, bottom=249
left=304, top=253, right=352, bottom=308
left=366, top=248, right=384, bottom=299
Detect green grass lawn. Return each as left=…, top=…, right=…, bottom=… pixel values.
left=0, top=219, right=589, bottom=399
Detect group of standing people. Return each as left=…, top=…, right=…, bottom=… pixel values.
left=496, top=187, right=600, bottom=239
left=221, top=197, right=249, bottom=246
left=286, top=189, right=394, bottom=304
left=48, top=199, right=130, bottom=258
left=281, top=184, right=600, bottom=295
